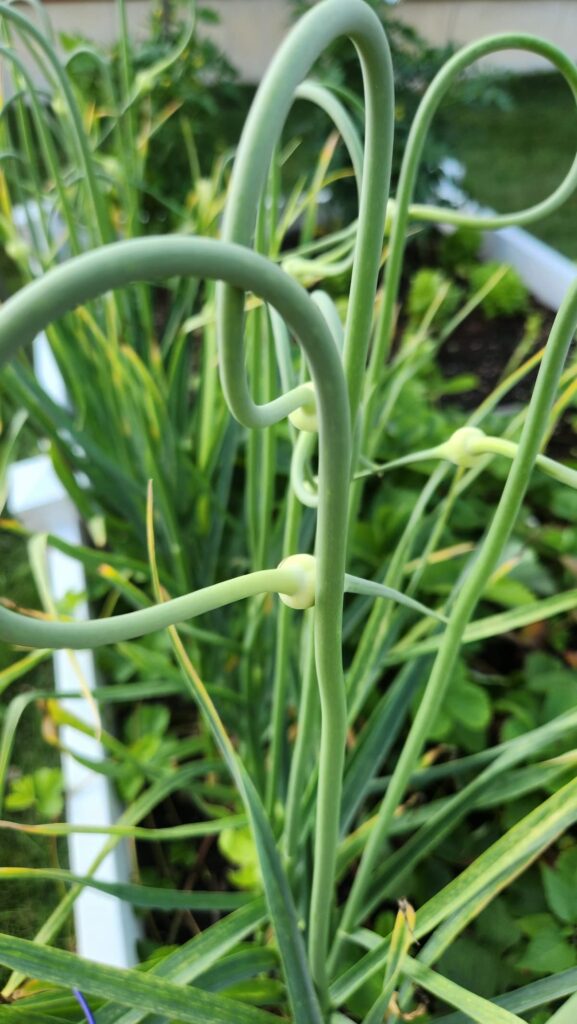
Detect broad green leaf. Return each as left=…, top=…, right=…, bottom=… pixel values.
left=219, top=825, right=262, bottom=890
left=0, top=932, right=279, bottom=1024
left=6, top=768, right=63, bottom=819
left=474, top=897, right=523, bottom=953
left=402, top=957, right=526, bottom=1024
left=515, top=914, right=576, bottom=975
left=541, top=846, right=577, bottom=924
left=444, top=675, right=491, bottom=732
left=482, top=577, right=536, bottom=609
left=434, top=935, right=500, bottom=1001
left=516, top=928, right=576, bottom=975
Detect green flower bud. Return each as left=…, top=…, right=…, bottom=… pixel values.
left=437, top=426, right=486, bottom=468
left=288, top=383, right=318, bottom=433
left=278, top=553, right=316, bottom=609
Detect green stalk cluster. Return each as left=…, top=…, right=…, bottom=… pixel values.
left=2, top=1, right=577, bottom=1020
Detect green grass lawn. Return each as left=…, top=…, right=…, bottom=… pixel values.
left=440, top=73, right=577, bottom=259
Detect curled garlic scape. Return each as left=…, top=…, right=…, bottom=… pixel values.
left=354, top=426, right=577, bottom=491
left=288, top=382, right=319, bottom=433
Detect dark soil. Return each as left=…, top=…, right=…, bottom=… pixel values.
left=437, top=303, right=577, bottom=462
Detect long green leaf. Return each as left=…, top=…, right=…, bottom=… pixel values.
left=340, top=661, right=422, bottom=832
left=548, top=992, right=577, bottom=1023
left=0, top=649, right=51, bottom=695
left=96, top=900, right=267, bottom=1024
left=331, top=774, right=577, bottom=1003
left=0, top=408, right=27, bottom=512
left=387, top=589, right=577, bottom=665
left=0, top=1011, right=70, bottom=1023
left=431, top=967, right=577, bottom=1024
left=0, top=691, right=37, bottom=808
left=362, top=903, right=416, bottom=1024
left=195, top=948, right=279, bottom=993
left=145, top=487, right=322, bottom=1024
left=2, top=763, right=217, bottom=998
left=0, top=813, right=245, bottom=842
left=0, top=867, right=251, bottom=910
left=0, top=933, right=279, bottom=1024
left=403, top=957, right=527, bottom=1024
left=358, top=714, right=577, bottom=914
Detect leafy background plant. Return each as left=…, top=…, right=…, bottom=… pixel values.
left=1, top=1, right=577, bottom=1022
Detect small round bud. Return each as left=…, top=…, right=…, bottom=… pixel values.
left=278, top=553, right=316, bottom=609
left=288, top=383, right=318, bottom=433
left=438, top=426, right=486, bottom=468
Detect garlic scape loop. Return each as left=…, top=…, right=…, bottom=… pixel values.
left=0, top=236, right=349, bottom=652
left=290, top=431, right=319, bottom=510
left=444, top=429, right=577, bottom=490
left=438, top=425, right=577, bottom=488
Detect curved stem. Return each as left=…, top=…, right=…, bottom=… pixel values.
left=0, top=236, right=336, bottom=427
left=369, top=33, right=577, bottom=382
left=219, top=0, right=393, bottom=423
left=217, top=0, right=392, bottom=998
left=0, top=566, right=303, bottom=650
left=471, top=435, right=577, bottom=489
left=295, top=80, right=364, bottom=194
left=291, top=431, right=319, bottom=509
left=353, top=447, right=442, bottom=480
left=0, top=45, right=82, bottom=254
left=0, top=236, right=349, bottom=662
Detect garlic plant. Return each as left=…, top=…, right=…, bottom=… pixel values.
left=2, top=0, right=577, bottom=1021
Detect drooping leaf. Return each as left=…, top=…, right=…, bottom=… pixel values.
left=403, top=956, right=527, bottom=1024
left=0, top=932, right=279, bottom=1024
